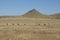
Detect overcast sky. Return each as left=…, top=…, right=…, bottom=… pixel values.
left=0, top=0, right=60, bottom=16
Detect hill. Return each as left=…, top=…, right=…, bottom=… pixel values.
left=22, top=9, right=50, bottom=18
left=0, top=9, right=60, bottom=19
left=50, top=13, right=60, bottom=19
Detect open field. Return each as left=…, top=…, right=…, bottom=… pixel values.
left=0, top=17, right=60, bottom=40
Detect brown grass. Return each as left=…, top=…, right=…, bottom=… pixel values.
left=0, top=17, right=60, bottom=40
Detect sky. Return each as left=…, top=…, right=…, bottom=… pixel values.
left=0, top=0, right=60, bottom=16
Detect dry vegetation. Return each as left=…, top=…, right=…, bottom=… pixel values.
left=0, top=17, right=60, bottom=40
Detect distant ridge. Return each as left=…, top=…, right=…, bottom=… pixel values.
left=50, top=13, right=60, bottom=19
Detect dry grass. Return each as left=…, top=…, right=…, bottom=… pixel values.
left=0, top=18, right=60, bottom=40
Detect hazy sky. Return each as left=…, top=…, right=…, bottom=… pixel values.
left=0, top=0, right=60, bottom=16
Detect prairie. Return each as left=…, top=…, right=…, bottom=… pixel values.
left=0, top=17, right=60, bottom=40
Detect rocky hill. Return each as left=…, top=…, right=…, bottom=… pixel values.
left=22, top=9, right=50, bottom=18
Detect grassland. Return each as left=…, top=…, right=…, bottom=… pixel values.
left=0, top=17, right=60, bottom=40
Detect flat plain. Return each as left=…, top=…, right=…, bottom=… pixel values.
left=0, top=9, right=60, bottom=40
